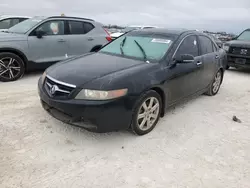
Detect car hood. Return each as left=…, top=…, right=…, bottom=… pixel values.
left=225, top=40, right=250, bottom=48
left=110, top=32, right=124, bottom=38
left=46, top=53, right=146, bottom=87
left=0, top=32, right=27, bottom=41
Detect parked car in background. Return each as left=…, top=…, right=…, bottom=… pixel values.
left=0, top=15, right=30, bottom=32
left=38, top=28, right=226, bottom=135
left=223, top=28, right=250, bottom=69
left=106, top=28, right=121, bottom=34
left=0, top=15, right=112, bottom=82
left=110, top=25, right=158, bottom=40
left=208, top=34, right=223, bottom=48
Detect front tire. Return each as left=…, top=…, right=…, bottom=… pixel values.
left=205, top=70, right=223, bottom=96
left=0, top=52, right=25, bottom=82
left=131, top=90, right=162, bottom=135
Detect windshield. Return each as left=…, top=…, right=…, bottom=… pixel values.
left=122, top=27, right=141, bottom=32
left=237, top=30, right=250, bottom=41
left=100, top=35, right=173, bottom=61
left=8, top=16, right=46, bottom=34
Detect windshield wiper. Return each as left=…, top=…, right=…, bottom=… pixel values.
left=120, top=36, right=127, bottom=55
left=134, top=40, right=149, bottom=62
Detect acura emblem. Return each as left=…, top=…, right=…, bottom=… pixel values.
left=50, top=85, right=59, bottom=95
left=240, top=49, right=248, bottom=55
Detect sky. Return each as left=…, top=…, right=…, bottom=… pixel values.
left=1, top=0, right=250, bottom=34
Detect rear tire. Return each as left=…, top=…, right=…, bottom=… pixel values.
left=205, top=70, right=222, bottom=96
left=130, top=90, right=162, bottom=136
left=0, top=52, right=25, bottom=82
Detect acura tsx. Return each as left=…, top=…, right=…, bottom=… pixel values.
left=38, top=28, right=226, bottom=135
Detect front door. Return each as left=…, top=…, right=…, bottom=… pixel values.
left=165, top=35, right=202, bottom=105
left=27, top=20, right=68, bottom=63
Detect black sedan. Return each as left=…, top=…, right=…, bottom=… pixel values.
left=38, top=28, right=226, bottom=135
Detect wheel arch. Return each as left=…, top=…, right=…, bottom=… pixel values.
left=150, top=87, right=166, bottom=117
left=90, top=45, right=103, bottom=52
left=0, top=48, right=28, bottom=67
left=219, top=67, right=224, bottom=81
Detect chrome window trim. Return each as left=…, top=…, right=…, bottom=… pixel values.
left=46, top=75, right=76, bottom=88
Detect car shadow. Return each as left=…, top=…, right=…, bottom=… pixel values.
left=24, top=70, right=44, bottom=77
left=45, top=113, right=137, bottom=143
left=227, top=67, right=250, bottom=74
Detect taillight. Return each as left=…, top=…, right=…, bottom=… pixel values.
left=103, top=28, right=112, bottom=42
left=106, top=36, right=112, bottom=42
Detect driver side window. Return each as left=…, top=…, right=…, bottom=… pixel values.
left=175, top=35, right=199, bottom=57
left=35, top=20, right=64, bottom=36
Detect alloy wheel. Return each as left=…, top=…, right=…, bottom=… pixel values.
left=0, top=57, right=21, bottom=80
left=212, top=71, right=222, bottom=93
left=137, top=97, right=160, bottom=131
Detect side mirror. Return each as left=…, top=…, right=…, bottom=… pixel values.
left=175, top=54, right=194, bottom=63
left=35, top=30, right=46, bottom=38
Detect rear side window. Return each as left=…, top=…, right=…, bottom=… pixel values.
left=0, top=19, right=11, bottom=29
left=19, top=18, right=28, bottom=22
left=10, top=19, right=20, bottom=27
left=68, top=21, right=94, bottom=34
left=198, top=36, right=214, bottom=55
left=175, top=35, right=199, bottom=57
left=84, top=22, right=94, bottom=33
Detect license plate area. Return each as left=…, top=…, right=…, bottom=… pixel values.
left=235, top=58, right=246, bottom=64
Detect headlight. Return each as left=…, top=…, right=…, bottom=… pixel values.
left=223, top=44, right=229, bottom=52
left=41, top=71, right=46, bottom=84
left=75, top=88, right=128, bottom=100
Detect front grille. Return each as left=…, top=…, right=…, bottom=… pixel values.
left=44, top=76, right=76, bottom=99
left=229, top=47, right=250, bottom=56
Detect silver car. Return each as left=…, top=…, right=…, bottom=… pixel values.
left=0, top=16, right=111, bottom=82
left=0, top=15, right=30, bottom=32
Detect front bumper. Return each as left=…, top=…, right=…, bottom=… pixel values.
left=227, top=54, right=250, bottom=68
left=38, top=77, right=135, bottom=133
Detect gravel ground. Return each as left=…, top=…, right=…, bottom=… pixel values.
left=0, top=69, right=250, bottom=188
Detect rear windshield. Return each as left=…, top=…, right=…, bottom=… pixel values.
left=100, top=35, right=173, bottom=61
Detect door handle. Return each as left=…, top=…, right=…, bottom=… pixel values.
left=87, top=38, right=94, bottom=41
left=196, top=61, right=203, bottom=66
left=215, top=55, right=219, bottom=59
left=57, top=39, right=66, bottom=42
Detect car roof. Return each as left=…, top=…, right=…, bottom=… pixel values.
left=48, top=16, right=95, bottom=22
left=0, top=15, right=31, bottom=20
left=130, top=28, right=194, bottom=36
left=128, top=25, right=158, bottom=28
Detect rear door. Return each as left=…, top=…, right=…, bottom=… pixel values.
left=166, top=35, right=203, bottom=104
left=197, top=35, right=218, bottom=89
left=27, top=20, right=68, bottom=63
left=64, top=20, right=97, bottom=58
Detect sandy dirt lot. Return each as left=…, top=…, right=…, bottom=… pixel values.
left=0, top=69, right=250, bottom=188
